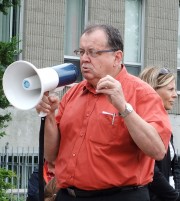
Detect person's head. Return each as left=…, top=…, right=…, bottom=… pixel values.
left=74, top=24, right=124, bottom=87
left=43, top=160, right=55, bottom=183
left=47, top=161, right=55, bottom=174
left=139, top=66, right=177, bottom=110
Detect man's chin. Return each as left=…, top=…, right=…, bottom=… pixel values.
left=82, top=72, right=92, bottom=79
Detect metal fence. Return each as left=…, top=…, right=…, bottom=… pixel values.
left=0, top=144, right=39, bottom=201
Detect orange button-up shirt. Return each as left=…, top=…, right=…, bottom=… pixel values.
left=55, top=66, right=171, bottom=190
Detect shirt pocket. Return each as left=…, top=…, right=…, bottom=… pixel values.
left=88, top=111, right=125, bottom=145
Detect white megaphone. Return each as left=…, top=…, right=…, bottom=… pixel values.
left=3, top=60, right=79, bottom=110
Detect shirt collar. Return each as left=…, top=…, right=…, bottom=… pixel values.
left=115, top=64, right=128, bottom=82
left=82, top=81, right=96, bottom=94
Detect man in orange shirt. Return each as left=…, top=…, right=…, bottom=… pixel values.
left=36, top=24, right=171, bottom=201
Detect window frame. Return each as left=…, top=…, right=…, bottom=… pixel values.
left=0, top=0, right=23, bottom=59
left=177, top=67, right=180, bottom=94
left=64, top=0, right=88, bottom=82
left=124, top=0, right=144, bottom=76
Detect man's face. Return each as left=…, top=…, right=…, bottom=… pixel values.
left=79, top=29, right=118, bottom=87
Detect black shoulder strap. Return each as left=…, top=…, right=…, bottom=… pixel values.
left=39, top=117, right=46, bottom=201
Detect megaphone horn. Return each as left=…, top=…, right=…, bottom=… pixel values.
left=3, top=60, right=79, bottom=110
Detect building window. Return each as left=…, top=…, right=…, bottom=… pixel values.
left=0, top=1, right=21, bottom=42
left=177, top=71, right=180, bottom=91
left=64, top=0, right=85, bottom=56
left=124, top=0, right=143, bottom=76
left=64, top=0, right=86, bottom=82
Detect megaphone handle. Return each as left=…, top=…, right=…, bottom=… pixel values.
left=39, top=117, right=46, bottom=201
left=38, top=89, right=61, bottom=117
left=39, top=111, right=47, bottom=117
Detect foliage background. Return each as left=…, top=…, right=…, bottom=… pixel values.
left=0, top=1, right=21, bottom=200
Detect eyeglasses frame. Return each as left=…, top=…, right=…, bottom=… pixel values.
left=74, top=48, right=119, bottom=58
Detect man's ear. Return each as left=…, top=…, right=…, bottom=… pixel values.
left=114, top=50, right=123, bottom=67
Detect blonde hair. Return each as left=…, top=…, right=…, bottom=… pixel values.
left=139, top=66, right=175, bottom=89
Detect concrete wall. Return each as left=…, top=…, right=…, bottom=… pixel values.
left=144, top=0, right=179, bottom=70
left=0, top=108, right=40, bottom=152
left=22, top=0, right=65, bottom=67
left=143, top=0, right=180, bottom=114
left=169, top=114, right=180, bottom=151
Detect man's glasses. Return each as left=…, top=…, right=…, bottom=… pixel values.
left=158, top=68, right=170, bottom=76
left=74, top=48, right=118, bottom=58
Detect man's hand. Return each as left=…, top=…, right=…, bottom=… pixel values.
left=96, top=75, right=126, bottom=113
left=36, top=92, right=59, bottom=116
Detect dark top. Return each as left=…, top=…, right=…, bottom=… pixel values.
left=149, top=135, right=180, bottom=201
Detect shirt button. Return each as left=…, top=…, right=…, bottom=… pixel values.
left=80, top=133, right=84, bottom=137
left=72, top=153, right=76, bottom=157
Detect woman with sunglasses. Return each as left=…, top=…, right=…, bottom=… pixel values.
left=139, top=66, right=180, bottom=201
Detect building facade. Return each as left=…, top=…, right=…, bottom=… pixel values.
left=0, top=0, right=180, bottom=151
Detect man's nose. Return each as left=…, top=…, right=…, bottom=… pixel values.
left=81, top=51, right=90, bottom=61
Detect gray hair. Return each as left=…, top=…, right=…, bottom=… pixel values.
left=82, top=24, right=124, bottom=51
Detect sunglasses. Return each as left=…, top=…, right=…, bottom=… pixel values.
left=158, top=68, right=170, bottom=76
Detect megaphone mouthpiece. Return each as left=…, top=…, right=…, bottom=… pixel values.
left=22, top=75, right=41, bottom=90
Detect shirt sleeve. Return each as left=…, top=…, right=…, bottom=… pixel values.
left=135, top=92, right=172, bottom=151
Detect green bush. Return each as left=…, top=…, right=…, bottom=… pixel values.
left=0, top=168, right=16, bottom=201
left=0, top=37, right=21, bottom=138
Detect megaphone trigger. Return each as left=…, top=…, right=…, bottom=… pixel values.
left=38, top=111, right=47, bottom=117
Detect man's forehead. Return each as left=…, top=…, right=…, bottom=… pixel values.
left=80, top=30, right=108, bottom=48
left=82, top=28, right=107, bottom=38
